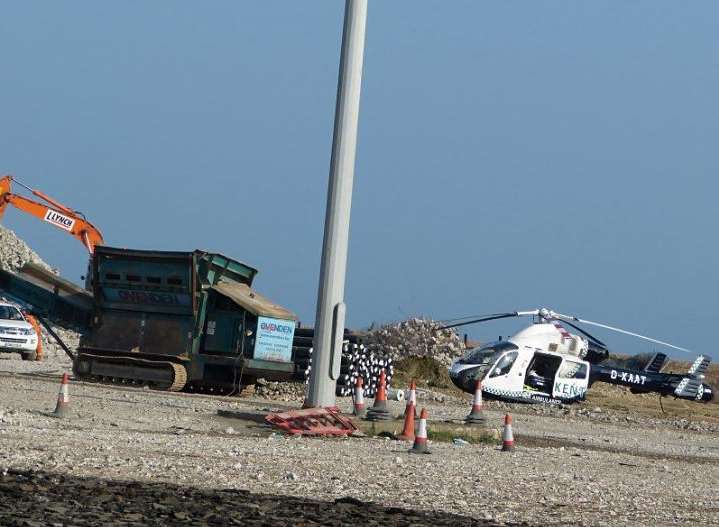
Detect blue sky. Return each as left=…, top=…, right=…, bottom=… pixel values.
left=1, top=2, right=717, bottom=357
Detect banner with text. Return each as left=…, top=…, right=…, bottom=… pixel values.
left=254, top=316, right=296, bottom=363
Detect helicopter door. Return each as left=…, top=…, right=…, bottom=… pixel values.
left=524, top=353, right=562, bottom=395
left=552, top=358, right=589, bottom=400
left=484, top=351, right=522, bottom=392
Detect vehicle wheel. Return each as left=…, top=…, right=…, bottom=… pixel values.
left=21, top=351, right=37, bottom=361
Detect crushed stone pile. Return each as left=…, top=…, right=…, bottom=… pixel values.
left=0, top=225, right=54, bottom=273
left=38, top=324, right=82, bottom=360
left=364, top=317, right=466, bottom=367
left=254, top=379, right=306, bottom=402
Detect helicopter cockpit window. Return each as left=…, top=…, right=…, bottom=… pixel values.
left=463, top=341, right=518, bottom=364
left=489, top=351, right=518, bottom=378
left=558, top=360, right=588, bottom=379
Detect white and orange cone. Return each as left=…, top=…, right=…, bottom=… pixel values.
left=409, top=408, right=431, bottom=454
left=398, top=382, right=416, bottom=441
left=501, top=413, right=514, bottom=452
left=404, top=379, right=418, bottom=419
left=365, top=370, right=392, bottom=421
left=53, top=373, right=70, bottom=418
left=353, top=377, right=366, bottom=417
left=465, top=379, right=485, bottom=424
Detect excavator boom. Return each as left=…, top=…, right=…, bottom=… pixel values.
left=0, top=175, right=104, bottom=254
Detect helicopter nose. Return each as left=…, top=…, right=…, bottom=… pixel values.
left=449, top=362, right=481, bottom=392
left=449, top=370, right=466, bottom=391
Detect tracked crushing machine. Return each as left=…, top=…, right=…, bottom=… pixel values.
left=72, top=246, right=299, bottom=392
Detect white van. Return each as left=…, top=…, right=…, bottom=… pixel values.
left=0, top=302, right=39, bottom=360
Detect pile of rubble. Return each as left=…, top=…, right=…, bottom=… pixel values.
left=0, top=225, right=54, bottom=273
left=364, top=318, right=466, bottom=367
left=254, top=379, right=306, bottom=402
left=39, top=324, right=82, bottom=361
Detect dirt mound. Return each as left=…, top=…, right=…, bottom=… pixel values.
left=393, top=356, right=454, bottom=390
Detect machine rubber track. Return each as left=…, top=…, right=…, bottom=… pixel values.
left=166, top=362, right=188, bottom=392
left=74, top=353, right=188, bottom=392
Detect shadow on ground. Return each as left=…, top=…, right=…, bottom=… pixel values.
left=0, top=469, right=533, bottom=526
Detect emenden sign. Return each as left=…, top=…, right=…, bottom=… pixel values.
left=43, top=209, right=76, bottom=232
left=255, top=316, right=296, bottom=363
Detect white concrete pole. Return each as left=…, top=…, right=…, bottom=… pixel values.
left=305, top=0, right=368, bottom=408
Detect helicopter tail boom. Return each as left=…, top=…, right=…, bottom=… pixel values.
left=591, top=355, right=713, bottom=402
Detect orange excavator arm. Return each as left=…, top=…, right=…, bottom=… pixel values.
left=0, top=175, right=104, bottom=255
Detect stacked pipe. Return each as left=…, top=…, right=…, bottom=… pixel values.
left=291, top=327, right=316, bottom=380
left=303, top=343, right=394, bottom=398
left=339, top=343, right=394, bottom=397
left=293, top=327, right=394, bottom=397
left=291, top=327, right=358, bottom=380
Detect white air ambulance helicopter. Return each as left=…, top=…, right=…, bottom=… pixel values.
left=446, top=308, right=713, bottom=405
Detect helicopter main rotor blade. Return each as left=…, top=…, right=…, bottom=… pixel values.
left=439, top=310, right=538, bottom=331
left=550, top=311, right=692, bottom=353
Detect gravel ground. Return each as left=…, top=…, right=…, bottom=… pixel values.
left=0, top=355, right=717, bottom=526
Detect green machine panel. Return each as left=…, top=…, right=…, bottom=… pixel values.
left=203, top=311, right=243, bottom=354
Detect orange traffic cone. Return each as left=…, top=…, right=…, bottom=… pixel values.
left=465, top=379, right=485, bottom=424
left=365, top=370, right=392, bottom=421
left=398, top=384, right=416, bottom=441
left=409, top=408, right=430, bottom=454
left=353, top=377, right=366, bottom=417
left=404, top=379, right=418, bottom=419
left=501, top=413, right=514, bottom=452
left=53, top=373, right=70, bottom=418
